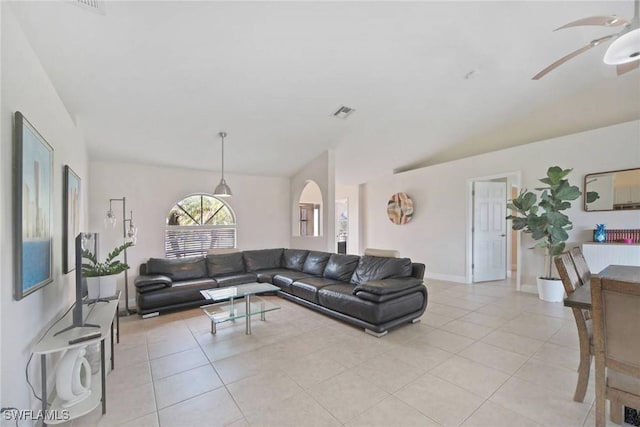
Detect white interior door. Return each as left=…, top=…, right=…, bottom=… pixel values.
left=473, top=181, right=507, bottom=282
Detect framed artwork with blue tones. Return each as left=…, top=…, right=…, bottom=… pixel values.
left=14, top=111, right=54, bottom=300
left=63, top=165, right=81, bottom=273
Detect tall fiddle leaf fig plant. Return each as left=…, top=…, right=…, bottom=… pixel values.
left=507, top=166, right=599, bottom=279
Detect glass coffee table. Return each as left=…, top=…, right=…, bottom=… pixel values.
left=200, top=282, right=280, bottom=335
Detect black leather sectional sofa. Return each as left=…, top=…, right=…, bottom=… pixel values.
left=134, top=248, right=427, bottom=336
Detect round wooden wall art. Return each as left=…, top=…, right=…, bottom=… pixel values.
left=387, top=192, right=414, bottom=224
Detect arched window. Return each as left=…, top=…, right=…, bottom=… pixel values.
left=165, top=194, right=236, bottom=258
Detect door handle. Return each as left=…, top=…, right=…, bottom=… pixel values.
left=500, top=234, right=506, bottom=237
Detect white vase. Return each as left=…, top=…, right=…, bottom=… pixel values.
left=99, top=275, right=118, bottom=298
left=536, top=277, right=565, bottom=302
left=55, top=347, right=92, bottom=408
left=85, top=343, right=101, bottom=374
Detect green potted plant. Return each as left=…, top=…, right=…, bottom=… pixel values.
left=82, top=242, right=133, bottom=299
left=507, top=166, right=598, bottom=302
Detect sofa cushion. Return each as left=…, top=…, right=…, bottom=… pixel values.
left=136, top=278, right=216, bottom=311
left=146, top=257, right=207, bottom=281
left=353, top=277, right=424, bottom=296
left=290, top=277, right=341, bottom=304
left=135, top=282, right=170, bottom=294
left=302, top=251, right=332, bottom=276
left=355, top=285, right=425, bottom=303
left=282, top=249, right=309, bottom=271
left=272, top=271, right=314, bottom=292
left=214, top=273, right=257, bottom=288
left=134, top=274, right=172, bottom=294
left=318, top=283, right=425, bottom=324
left=206, top=252, right=245, bottom=277
left=323, top=254, right=360, bottom=282
left=255, top=268, right=296, bottom=283
left=350, top=256, right=413, bottom=285
left=243, top=249, right=284, bottom=272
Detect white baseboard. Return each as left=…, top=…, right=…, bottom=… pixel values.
left=424, top=272, right=468, bottom=284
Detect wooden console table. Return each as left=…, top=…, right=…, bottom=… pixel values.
left=32, top=295, right=119, bottom=425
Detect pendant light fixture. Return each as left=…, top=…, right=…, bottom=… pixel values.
left=213, top=131, right=232, bottom=197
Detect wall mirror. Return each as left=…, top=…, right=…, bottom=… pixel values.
left=584, top=168, right=640, bottom=211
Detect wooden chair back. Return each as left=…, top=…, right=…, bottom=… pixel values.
left=569, top=246, right=591, bottom=287
left=555, top=252, right=582, bottom=295
left=592, top=275, right=640, bottom=426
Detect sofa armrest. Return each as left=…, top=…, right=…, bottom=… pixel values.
left=134, top=274, right=172, bottom=293
left=352, top=277, right=423, bottom=296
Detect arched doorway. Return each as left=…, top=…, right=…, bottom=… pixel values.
left=299, top=181, right=322, bottom=237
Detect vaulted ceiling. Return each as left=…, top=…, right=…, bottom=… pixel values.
left=9, top=1, right=640, bottom=184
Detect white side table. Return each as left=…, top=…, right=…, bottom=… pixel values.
left=32, top=293, right=120, bottom=425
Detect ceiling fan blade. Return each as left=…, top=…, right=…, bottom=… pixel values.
left=617, top=60, right=640, bottom=75
left=532, top=34, right=617, bottom=80
left=555, top=15, right=628, bottom=31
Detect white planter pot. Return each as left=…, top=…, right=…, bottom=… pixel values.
left=86, top=277, right=100, bottom=300
left=536, top=277, right=565, bottom=302
left=86, top=275, right=118, bottom=299
left=99, top=275, right=118, bottom=298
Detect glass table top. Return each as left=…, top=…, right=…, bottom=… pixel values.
left=200, top=282, right=279, bottom=302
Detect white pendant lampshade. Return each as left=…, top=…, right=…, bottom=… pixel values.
left=214, top=131, right=232, bottom=197
left=604, top=27, right=640, bottom=64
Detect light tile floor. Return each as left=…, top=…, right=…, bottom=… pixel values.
left=65, top=279, right=627, bottom=427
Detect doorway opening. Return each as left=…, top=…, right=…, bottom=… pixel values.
left=335, top=198, right=348, bottom=254
left=466, top=172, right=521, bottom=290
left=299, top=181, right=322, bottom=237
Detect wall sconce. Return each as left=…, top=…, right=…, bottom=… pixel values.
left=104, top=197, right=137, bottom=315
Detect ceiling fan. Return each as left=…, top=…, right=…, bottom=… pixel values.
left=533, top=0, right=640, bottom=79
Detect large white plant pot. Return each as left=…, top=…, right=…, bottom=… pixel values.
left=86, top=277, right=100, bottom=300
left=536, top=277, right=565, bottom=302
left=99, top=275, right=118, bottom=298
left=86, top=275, right=118, bottom=299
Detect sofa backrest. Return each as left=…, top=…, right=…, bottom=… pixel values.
left=206, top=252, right=245, bottom=277
left=301, top=251, right=332, bottom=275
left=243, top=248, right=284, bottom=272
left=323, top=254, right=360, bottom=282
left=282, top=249, right=309, bottom=271
left=350, top=255, right=413, bottom=285
left=139, top=250, right=424, bottom=285
left=146, top=256, right=208, bottom=281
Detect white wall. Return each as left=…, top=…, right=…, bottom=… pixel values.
left=1, top=4, right=90, bottom=416
left=361, top=120, right=640, bottom=286
left=299, top=181, right=322, bottom=204
left=88, top=161, right=290, bottom=307
left=290, top=151, right=336, bottom=252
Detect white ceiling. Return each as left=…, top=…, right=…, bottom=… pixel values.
left=9, top=1, right=640, bottom=185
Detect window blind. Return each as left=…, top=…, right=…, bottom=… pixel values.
left=165, top=226, right=236, bottom=258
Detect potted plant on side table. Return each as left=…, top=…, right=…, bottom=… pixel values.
left=507, top=166, right=599, bottom=302
left=82, top=242, right=133, bottom=301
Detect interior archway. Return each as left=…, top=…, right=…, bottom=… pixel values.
left=299, top=181, right=323, bottom=236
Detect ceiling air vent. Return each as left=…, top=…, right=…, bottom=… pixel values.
left=332, top=105, right=356, bottom=119
left=71, top=0, right=106, bottom=15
